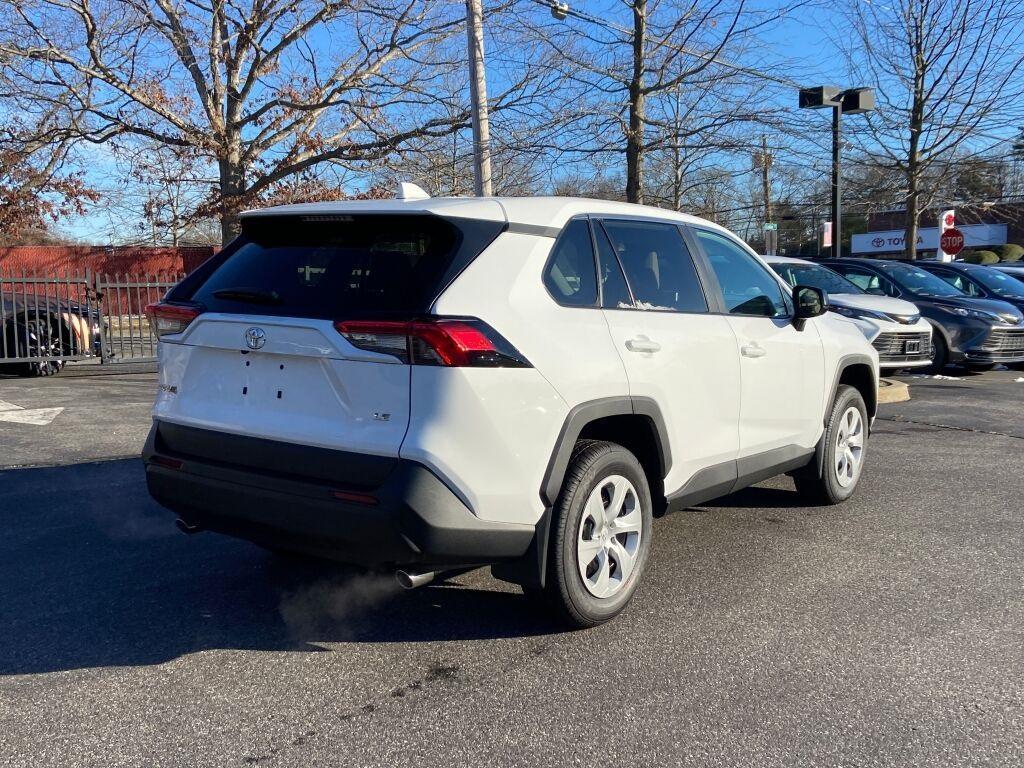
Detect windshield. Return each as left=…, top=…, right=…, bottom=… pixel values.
left=878, top=263, right=965, bottom=298
left=965, top=266, right=1024, bottom=299
left=771, top=263, right=864, bottom=294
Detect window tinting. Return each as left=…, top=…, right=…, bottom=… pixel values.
left=695, top=229, right=788, bottom=317
left=772, top=263, right=863, bottom=295
left=600, top=220, right=707, bottom=312
left=594, top=222, right=633, bottom=309
left=543, top=219, right=598, bottom=306
left=176, top=214, right=503, bottom=319
left=877, top=263, right=964, bottom=298
left=934, top=271, right=981, bottom=297
left=965, top=266, right=1024, bottom=299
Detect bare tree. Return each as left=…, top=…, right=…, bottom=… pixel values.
left=0, top=1, right=529, bottom=243
left=524, top=0, right=806, bottom=204
left=843, top=0, right=1024, bottom=258
left=0, top=97, right=97, bottom=240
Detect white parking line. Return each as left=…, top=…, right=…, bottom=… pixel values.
left=0, top=398, right=64, bottom=426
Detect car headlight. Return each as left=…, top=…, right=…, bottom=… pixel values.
left=830, top=305, right=891, bottom=322
left=936, top=305, right=1005, bottom=323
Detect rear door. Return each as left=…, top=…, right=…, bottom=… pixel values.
left=596, top=218, right=741, bottom=496
left=689, top=226, right=826, bottom=456
left=152, top=213, right=504, bottom=468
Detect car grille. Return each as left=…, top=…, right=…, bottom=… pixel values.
left=872, top=331, right=931, bottom=362
left=981, top=327, right=1024, bottom=354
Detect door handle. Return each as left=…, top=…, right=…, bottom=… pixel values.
left=741, top=342, right=766, bottom=358
left=625, top=336, right=661, bottom=354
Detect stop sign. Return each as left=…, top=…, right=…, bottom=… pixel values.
left=940, top=227, right=965, bottom=256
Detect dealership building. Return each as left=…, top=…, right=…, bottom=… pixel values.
left=852, top=202, right=1024, bottom=257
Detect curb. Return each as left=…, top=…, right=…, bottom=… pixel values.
left=877, top=377, right=910, bottom=404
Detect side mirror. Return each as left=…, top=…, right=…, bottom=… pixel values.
left=793, top=285, right=828, bottom=319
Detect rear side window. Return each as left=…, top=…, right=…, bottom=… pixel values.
left=543, top=219, right=598, bottom=307
left=600, top=220, right=708, bottom=312
left=171, top=214, right=503, bottom=319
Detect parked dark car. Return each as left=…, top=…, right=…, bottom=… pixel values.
left=0, top=295, right=102, bottom=377
left=821, top=258, right=1024, bottom=372
left=917, top=261, right=1024, bottom=314
left=990, top=263, right=1024, bottom=281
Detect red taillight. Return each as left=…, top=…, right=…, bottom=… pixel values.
left=334, top=317, right=531, bottom=368
left=146, top=302, right=201, bottom=338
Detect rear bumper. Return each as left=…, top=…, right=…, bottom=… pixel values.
left=143, top=421, right=533, bottom=568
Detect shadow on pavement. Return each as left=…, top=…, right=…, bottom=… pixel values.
left=703, top=484, right=808, bottom=510
left=0, top=459, right=557, bottom=677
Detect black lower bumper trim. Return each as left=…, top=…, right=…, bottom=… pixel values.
left=143, top=421, right=533, bottom=568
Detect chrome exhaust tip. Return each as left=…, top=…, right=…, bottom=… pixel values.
left=395, top=569, right=435, bottom=590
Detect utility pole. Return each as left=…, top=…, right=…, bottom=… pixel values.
left=465, top=0, right=492, bottom=196
left=760, top=135, right=773, bottom=225
left=754, top=135, right=775, bottom=254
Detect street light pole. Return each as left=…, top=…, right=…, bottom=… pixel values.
left=465, top=0, right=492, bottom=197
left=831, top=101, right=842, bottom=256
left=799, top=86, right=874, bottom=258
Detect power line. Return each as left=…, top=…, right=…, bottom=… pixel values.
left=526, top=0, right=804, bottom=89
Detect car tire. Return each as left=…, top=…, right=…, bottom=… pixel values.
left=540, top=439, right=652, bottom=629
left=3, top=316, right=64, bottom=377
left=924, top=333, right=948, bottom=374
left=793, top=385, right=868, bottom=505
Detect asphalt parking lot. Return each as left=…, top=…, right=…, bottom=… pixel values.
left=1, top=368, right=1022, bottom=767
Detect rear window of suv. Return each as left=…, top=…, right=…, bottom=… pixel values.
left=170, top=214, right=504, bottom=319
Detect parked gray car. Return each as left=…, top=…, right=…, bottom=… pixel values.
left=822, top=258, right=1024, bottom=372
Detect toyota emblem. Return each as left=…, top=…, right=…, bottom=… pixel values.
left=244, top=327, right=266, bottom=350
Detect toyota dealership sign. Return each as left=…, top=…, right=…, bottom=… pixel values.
left=851, top=223, right=1007, bottom=255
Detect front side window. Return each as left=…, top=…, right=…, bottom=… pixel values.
left=543, top=219, right=599, bottom=307
left=833, top=266, right=895, bottom=297
left=599, top=220, right=708, bottom=312
left=694, top=229, right=788, bottom=317
left=878, top=263, right=964, bottom=298
left=964, top=266, right=1024, bottom=299
left=773, top=263, right=863, bottom=295
left=933, top=271, right=982, bottom=297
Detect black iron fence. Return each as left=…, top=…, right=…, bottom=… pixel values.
left=0, top=270, right=182, bottom=373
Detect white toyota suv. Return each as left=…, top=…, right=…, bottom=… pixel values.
left=144, top=190, right=879, bottom=627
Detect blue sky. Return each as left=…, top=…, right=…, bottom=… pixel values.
left=55, top=1, right=1021, bottom=242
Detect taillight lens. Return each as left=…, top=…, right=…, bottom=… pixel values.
left=334, top=317, right=531, bottom=368
left=145, top=302, right=201, bottom=337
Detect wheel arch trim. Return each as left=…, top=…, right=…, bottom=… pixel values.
left=539, top=396, right=672, bottom=508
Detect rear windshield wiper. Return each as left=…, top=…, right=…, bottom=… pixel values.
left=211, top=287, right=283, bottom=305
